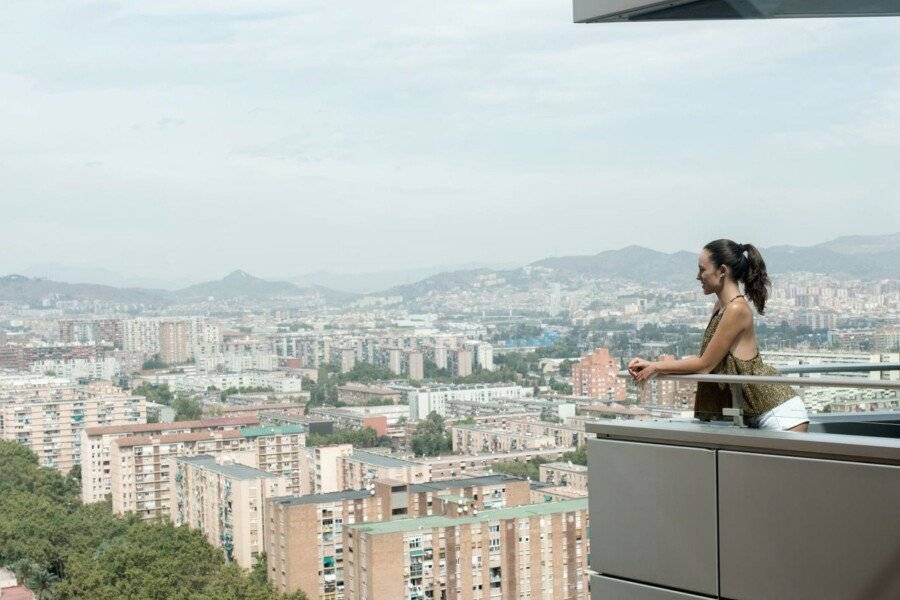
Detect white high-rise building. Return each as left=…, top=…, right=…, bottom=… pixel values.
left=123, top=318, right=161, bottom=357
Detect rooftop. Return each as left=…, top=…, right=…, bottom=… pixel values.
left=542, top=461, right=588, bottom=472
left=348, top=498, right=587, bottom=535
left=178, top=454, right=276, bottom=480
left=350, top=449, right=418, bottom=468
left=115, top=429, right=242, bottom=447
left=271, top=489, right=373, bottom=506
left=84, top=415, right=258, bottom=436
left=409, top=473, right=522, bottom=493
left=239, top=424, right=304, bottom=438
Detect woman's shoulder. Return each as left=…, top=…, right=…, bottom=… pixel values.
left=722, top=297, right=753, bottom=323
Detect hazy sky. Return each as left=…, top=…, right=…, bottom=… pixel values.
left=2, top=1, right=899, bottom=285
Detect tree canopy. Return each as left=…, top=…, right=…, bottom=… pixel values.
left=0, top=440, right=306, bottom=600
left=410, top=412, right=452, bottom=457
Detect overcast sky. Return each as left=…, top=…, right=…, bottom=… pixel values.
left=2, top=1, right=899, bottom=286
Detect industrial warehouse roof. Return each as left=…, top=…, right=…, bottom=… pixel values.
left=347, top=498, right=587, bottom=536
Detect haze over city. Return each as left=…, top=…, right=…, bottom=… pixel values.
left=2, top=3, right=899, bottom=600
left=2, top=1, right=899, bottom=285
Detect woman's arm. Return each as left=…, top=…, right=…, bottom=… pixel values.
left=630, top=304, right=751, bottom=381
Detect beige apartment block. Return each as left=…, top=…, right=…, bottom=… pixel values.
left=110, top=425, right=306, bottom=520
left=345, top=498, right=589, bottom=600
left=571, top=347, right=626, bottom=401
left=312, top=444, right=354, bottom=493
left=341, top=449, right=431, bottom=491
left=450, top=424, right=556, bottom=455
left=81, top=415, right=259, bottom=504
left=0, top=376, right=145, bottom=473
left=159, top=320, right=191, bottom=365
left=539, top=462, right=588, bottom=491
left=172, top=454, right=290, bottom=569
left=266, top=474, right=530, bottom=599
left=267, top=489, right=384, bottom=599
left=309, top=446, right=430, bottom=494
left=420, top=447, right=569, bottom=480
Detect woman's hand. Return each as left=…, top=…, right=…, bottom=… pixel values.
left=628, top=357, right=658, bottom=382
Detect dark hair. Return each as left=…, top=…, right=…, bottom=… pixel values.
left=703, top=239, right=771, bottom=314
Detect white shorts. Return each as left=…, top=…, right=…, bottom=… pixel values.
left=748, top=396, right=809, bottom=431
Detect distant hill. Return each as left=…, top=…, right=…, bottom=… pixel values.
left=174, top=270, right=303, bottom=300
left=2, top=233, right=896, bottom=307
left=0, top=274, right=169, bottom=305
left=174, top=270, right=359, bottom=304
left=378, top=232, right=900, bottom=301
left=532, top=246, right=697, bottom=283
left=0, top=271, right=357, bottom=307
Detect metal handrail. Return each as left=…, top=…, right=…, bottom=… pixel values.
left=776, top=363, right=900, bottom=374
left=618, top=363, right=900, bottom=390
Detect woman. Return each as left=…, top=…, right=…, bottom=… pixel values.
left=628, top=239, right=809, bottom=431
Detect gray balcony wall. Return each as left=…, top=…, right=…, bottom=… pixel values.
left=588, top=420, right=900, bottom=600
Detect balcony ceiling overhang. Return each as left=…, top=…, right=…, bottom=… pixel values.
left=573, top=0, right=900, bottom=22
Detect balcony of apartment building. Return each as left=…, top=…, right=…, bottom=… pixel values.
left=568, top=3, right=900, bottom=596
left=586, top=361, right=900, bottom=600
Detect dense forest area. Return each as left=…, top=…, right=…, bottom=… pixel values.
left=0, top=440, right=307, bottom=600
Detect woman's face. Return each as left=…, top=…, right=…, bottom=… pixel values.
left=697, top=249, right=722, bottom=296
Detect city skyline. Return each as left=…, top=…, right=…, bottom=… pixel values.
left=2, top=2, right=899, bottom=283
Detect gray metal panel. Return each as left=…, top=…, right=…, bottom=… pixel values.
left=587, top=420, right=900, bottom=465
left=719, top=451, right=900, bottom=600
left=591, top=574, right=713, bottom=600
left=588, top=439, right=718, bottom=595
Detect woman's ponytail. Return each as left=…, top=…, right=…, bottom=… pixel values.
left=703, top=239, right=772, bottom=314
left=740, top=243, right=770, bottom=314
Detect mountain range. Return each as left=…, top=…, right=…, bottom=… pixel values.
left=1, top=232, right=897, bottom=306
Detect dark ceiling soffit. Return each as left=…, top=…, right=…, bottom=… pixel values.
left=574, top=0, right=900, bottom=22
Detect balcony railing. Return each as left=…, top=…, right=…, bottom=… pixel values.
left=620, top=362, right=900, bottom=390
left=590, top=363, right=900, bottom=600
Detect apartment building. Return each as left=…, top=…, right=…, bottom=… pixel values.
left=267, top=489, right=383, bottom=599
left=172, top=454, right=290, bottom=569
left=0, top=376, right=145, bottom=473
left=419, top=447, right=569, bottom=480
left=266, top=475, right=530, bottom=599
left=58, top=318, right=123, bottom=347
left=341, top=449, right=430, bottom=491
left=571, top=347, right=626, bottom=401
left=159, top=320, right=191, bottom=365
left=402, top=384, right=534, bottom=421
left=310, top=405, right=408, bottom=437
left=122, top=318, right=160, bottom=357
left=110, top=424, right=306, bottom=519
left=309, top=446, right=430, bottom=494
left=344, top=498, right=589, bottom=600
left=450, top=424, right=556, bottom=455
left=447, top=348, right=474, bottom=378
left=81, top=415, right=259, bottom=503
left=539, top=462, right=588, bottom=491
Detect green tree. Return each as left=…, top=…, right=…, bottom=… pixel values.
left=410, top=412, right=452, bottom=457
left=131, top=383, right=174, bottom=406
left=173, top=395, right=203, bottom=421
left=561, top=445, right=588, bottom=466
left=492, top=457, right=549, bottom=480
left=142, top=354, right=166, bottom=370
left=0, top=441, right=302, bottom=600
